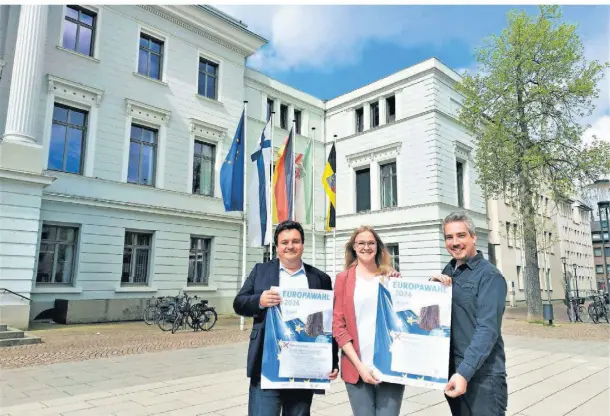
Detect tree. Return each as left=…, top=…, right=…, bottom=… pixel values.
left=456, top=5, right=610, bottom=321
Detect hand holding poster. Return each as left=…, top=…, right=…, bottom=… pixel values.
left=373, top=279, right=452, bottom=390
left=261, top=287, right=334, bottom=390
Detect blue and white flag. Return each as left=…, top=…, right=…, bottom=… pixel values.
left=261, top=287, right=334, bottom=390
left=219, top=110, right=245, bottom=211
left=247, top=120, right=272, bottom=247
left=373, top=279, right=452, bottom=390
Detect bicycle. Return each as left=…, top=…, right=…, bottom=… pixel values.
left=171, top=295, right=218, bottom=334
left=588, top=294, right=609, bottom=324
left=566, top=296, right=585, bottom=323
left=143, top=296, right=167, bottom=325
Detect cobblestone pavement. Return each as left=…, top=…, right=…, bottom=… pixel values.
left=0, top=318, right=251, bottom=370
left=0, top=335, right=608, bottom=415
left=1, top=314, right=608, bottom=370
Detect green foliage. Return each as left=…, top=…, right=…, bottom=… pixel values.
left=457, top=5, right=610, bottom=202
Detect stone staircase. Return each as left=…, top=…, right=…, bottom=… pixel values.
left=0, top=324, right=42, bottom=347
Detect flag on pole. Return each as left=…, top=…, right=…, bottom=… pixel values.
left=248, top=121, right=272, bottom=247
left=219, top=110, right=245, bottom=211
left=322, top=143, right=336, bottom=230
left=295, top=139, right=313, bottom=224
left=272, top=128, right=295, bottom=223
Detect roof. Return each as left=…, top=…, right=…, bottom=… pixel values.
left=197, top=5, right=268, bottom=44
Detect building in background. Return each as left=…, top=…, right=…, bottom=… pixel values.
left=487, top=193, right=596, bottom=303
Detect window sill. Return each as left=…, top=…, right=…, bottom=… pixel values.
left=32, top=286, right=83, bottom=294
left=116, top=286, right=158, bottom=293
left=133, top=72, right=168, bottom=87
left=195, top=94, right=224, bottom=106
left=183, top=285, right=217, bottom=292
left=56, top=46, right=100, bottom=63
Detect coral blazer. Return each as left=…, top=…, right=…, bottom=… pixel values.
left=332, top=265, right=362, bottom=384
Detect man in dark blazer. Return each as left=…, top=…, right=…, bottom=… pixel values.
left=234, top=220, right=339, bottom=416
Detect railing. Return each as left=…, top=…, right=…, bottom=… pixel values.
left=0, top=288, right=31, bottom=302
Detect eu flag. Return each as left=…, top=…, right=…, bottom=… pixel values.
left=220, top=110, right=245, bottom=211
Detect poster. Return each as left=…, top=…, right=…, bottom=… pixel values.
left=373, top=279, right=452, bottom=390
left=261, top=286, right=334, bottom=390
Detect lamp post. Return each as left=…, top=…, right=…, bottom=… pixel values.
left=572, top=263, right=580, bottom=300
left=561, top=256, right=570, bottom=298
left=599, top=201, right=610, bottom=295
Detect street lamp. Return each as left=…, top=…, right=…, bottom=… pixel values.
left=572, top=263, right=580, bottom=300
left=561, top=256, right=570, bottom=298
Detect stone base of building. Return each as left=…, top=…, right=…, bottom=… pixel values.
left=0, top=304, right=31, bottom=330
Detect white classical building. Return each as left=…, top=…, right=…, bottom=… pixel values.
left=0, top=5, right=486, bottom=329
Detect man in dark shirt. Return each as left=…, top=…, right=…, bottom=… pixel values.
left=431, top=212, right=508, bottom=416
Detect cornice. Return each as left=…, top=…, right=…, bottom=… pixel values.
left=125, top=99, right=171, bottom=126
left=47, top=74, right=104, bottom=107
left=346, top=142, right=402, bottom=167
left=138, top=5, right=254, bottom=57
left=244, top=77, right=325, bottom=114
left=190, top=118, right=227, bottom=143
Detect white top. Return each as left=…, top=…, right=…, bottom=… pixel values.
left=279, top=262, right=309, bottom=289
left=353, top=273, right=380, bottom=370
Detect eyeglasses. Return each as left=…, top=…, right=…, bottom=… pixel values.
left=355, top=241, right=377, bottom=249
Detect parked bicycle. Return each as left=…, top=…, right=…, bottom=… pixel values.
left=566, top=295, right=586, bottom=323
left=171, top=294, right=218, bottom=334
left=587, top=293, right=609, bottom=324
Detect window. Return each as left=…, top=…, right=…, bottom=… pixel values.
left=36, top=224, right=78, bottom=284
left=267, top=98, right=274, bottom=121
left=387, top=244, right=400, bottom=272
left=128, top=124, right=157, bottom=186
left=138, top=33, right=163, bottom=80
left=594, top=247, right=602, bottom=257
left=122, top=232, right=152, bottom=284
left=516, top=265, right=522, bottom=289
left=356, top=168, right=371, bottom=212
left=506, top=222, right=512, bottom=247
left=456, top=161, right=465, bottom=208
left=596, top=265, right=603, bottom=274
left=380, top=162, right=397, bottom=209
left=197, top=58, right=218, bottom=99
left=514, top=224, right=519, bottom=248
left=370, top=102, right=379, bottom=128
left=192, top=140, right=215, bottom=196
left=355, top=107, right=364, bottom=133
left=280, top=104, right=288, bottom=129
left=263, top=245, right=277, bottom=263
left=62, top=6, right=96, bottom=56
left=48, top=104, right=87, bottom=174
left=188, top=237, right=211, bottom=285
left=294, top=109, right=302, bottom=135
left=386, top=96, right=396, bottom=123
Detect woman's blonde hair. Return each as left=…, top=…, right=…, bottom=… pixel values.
left=344, top=225, right=392, bottom=275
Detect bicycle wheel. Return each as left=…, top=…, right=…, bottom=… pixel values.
left=588, top=304, right=599, bottom=324
left=603, top=304, right=609, bottom=324
left=171, top=315, right=183, bottom=334
left=567, top=305, right=576, bottom=323
left=143, top=306, right=157, bottom=325
left=157, top=305, right=177, bottom=332
left=198, top=308, right=218, bottom=331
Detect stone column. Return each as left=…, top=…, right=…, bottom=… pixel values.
left=363, top=103, right=371, bottom=131
left=1, top=5, right=48, bottom=174
left=0, top=5, right=53, bottom=330
left=379, top=98, right=387, bottom=127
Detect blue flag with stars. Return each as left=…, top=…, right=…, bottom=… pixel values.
left=220, top=110, right=245, bottom=211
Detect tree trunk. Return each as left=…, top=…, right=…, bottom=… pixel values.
left=521, top=189, right=543, bottom=321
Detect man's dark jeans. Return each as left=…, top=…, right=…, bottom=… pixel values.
left=249, top=379, right=314, bottom=416
left=445, top=374, right=508, bottom=416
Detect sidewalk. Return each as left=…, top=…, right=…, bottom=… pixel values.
left=1, top=334, right=608, bottom=415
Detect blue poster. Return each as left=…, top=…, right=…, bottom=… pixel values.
left=373, top=279, right=452, bottom=390
left=261, top=287, right=334, bottom=390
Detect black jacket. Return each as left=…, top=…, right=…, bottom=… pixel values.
left=233, top=258, right=340, bottom=381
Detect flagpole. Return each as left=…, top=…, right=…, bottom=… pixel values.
left=332, top=134, right=337, bottom=278
left=240, top=101, right=248, bottom=331
left=311, top=128, right=316, bottom=267
left=292, top=120, right=296, bottom=221
left=268, top=111, right=275, bottom=260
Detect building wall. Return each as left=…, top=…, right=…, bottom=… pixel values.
left=323, top=59, right=489, bottom=281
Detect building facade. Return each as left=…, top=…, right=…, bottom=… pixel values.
left=323, top=59, right=489, bottom=281
left=487, top=193, right=596, bottom=302
left=1, top=5, right=489, bottom=330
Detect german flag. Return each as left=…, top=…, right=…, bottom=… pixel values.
left=322, top=144, right=336, bottom=230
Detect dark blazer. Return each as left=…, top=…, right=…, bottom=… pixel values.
left=233, top=258, right=340, bottom=381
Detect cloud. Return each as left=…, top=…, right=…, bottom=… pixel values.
left=583, top=115, right=610, bottom=146
left=216, top=5, right=481, bottom=73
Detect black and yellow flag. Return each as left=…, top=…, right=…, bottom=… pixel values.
left=322, top=144, right=336, bottom=231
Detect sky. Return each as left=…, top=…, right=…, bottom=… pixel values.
left=216, top=4, right=609, bottom=143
